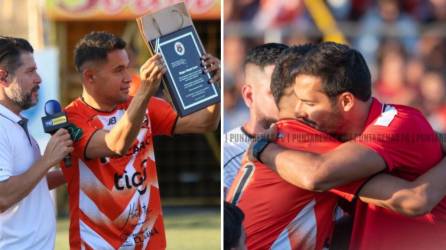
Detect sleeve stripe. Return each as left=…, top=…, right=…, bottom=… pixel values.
left=170, top=114, right=180, bottom=135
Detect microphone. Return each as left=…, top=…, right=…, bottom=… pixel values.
left=41, top=100, right=74, bottom=167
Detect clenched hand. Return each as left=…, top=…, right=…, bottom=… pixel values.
left=42, top=128, right=73, bottom=167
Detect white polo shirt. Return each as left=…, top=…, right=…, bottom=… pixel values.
left=0, top=104, right=55, bottom=249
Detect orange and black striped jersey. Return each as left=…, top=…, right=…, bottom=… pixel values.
left=62, top=97, right=177, bottom=250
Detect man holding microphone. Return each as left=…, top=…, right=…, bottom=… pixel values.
left=0, top=36, right=73, bottom=249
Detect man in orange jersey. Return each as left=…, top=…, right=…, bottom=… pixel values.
left=61, top=31, right=220, bottom=250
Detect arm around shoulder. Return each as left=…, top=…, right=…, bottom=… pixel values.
left=260, top=140, right=387, bottom=192
left=359, top=156, right=446, bottom=217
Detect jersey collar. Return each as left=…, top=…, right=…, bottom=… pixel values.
left=364, top=97, right=384, bottom=127
left=0, top=103, right=22, bottom=123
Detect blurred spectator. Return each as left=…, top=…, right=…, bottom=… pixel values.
left=224, top=0, right=446, bottom=136
left=224, top=36, right=246, bottom=77
left=373, top=40, right=416, bottom=105
left=224, top=36, right=249, bottom=132
left=327, top=0, right=353, bottom=20
left=405, top=57, right=425, bottom=89
left=418, top=0, right=446, bottom=22
left=252, top=0, right=304, bottom=30
left=224, top=0, right=260, bottom=22
left=417, top=28, right=446, bottom=71
left=355, top=0, right=418, bottom=67
left=429, top=0, right=446, bottom=21
left=419, top=71, right=446, bottom=132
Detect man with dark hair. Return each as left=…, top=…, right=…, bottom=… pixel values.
left=74, top=31, right=127, bottom=72
left=270, top=44, right=318, bottom=118
left=227, top=45, right=353, bottom=250
left=253, top=41, right=446, bottom=249
left=0, top=36, right=73, bottom=249
left=224, top=43, right=288, bottom=195
left=61, top=31, right=220, bottom=249
left=224, top=201, right=246, bottom=250
left=233, top=44, right=446, bottom=250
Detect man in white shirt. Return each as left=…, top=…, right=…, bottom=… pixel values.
left=223, top=43, right=288, bottom=196
left=0, top=36, right=73, bottom=249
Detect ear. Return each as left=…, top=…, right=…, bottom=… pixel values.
left=82, top=68, right=96, bottom=84
left=338, top=92, right=355, bottom=112
left=241, top=84, right=253, bottom=108
left=0, top=69, right=9, bottom=87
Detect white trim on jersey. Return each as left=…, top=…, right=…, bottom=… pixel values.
left=271, top=199, right=318, bottom=250
left=375, top=104, right=397, bottom=127
left=223, top=126, right=253, bottom=191
left=77, top=142, right=163, bottom=249
left=80, top=220, right=115, bottom=250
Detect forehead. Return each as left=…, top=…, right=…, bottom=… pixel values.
left=105, top=49, right=129, bottom=66
left=293, top=74, right=324, bottom=97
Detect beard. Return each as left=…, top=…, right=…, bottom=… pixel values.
left=299, top=107, right=346, bottom=140
left=299, top=117, right=318, bottom=128
left=5, top=85, right=38, bottom=110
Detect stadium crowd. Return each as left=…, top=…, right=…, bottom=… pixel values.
left=224, top=0, right=446, bottom=133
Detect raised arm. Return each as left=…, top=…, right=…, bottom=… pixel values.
left=85, top=54, right=165, bottom=159
left=174, top=54, right=220, bottom=134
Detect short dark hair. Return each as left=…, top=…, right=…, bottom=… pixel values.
left=271, top=44, right=317, bottom=105
left=224, top=201, right=245, bottom=250
left=244, top=43, right=288, bottom=69
left=292, top=42, right=371, bottom=102
left=0, top=36, right=33, bottom=75
left=74, top=31, right=126, bottom=72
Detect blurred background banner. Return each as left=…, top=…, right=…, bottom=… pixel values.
left=224, top=0, right=446, bottom=135
left=0, top=0, right=220, bottom=249
left=45, top=0, right=221, bottom=20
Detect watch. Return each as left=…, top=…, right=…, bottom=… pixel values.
left=252, top=137, right=270, bottom=163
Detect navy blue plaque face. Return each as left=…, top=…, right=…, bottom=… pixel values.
left=151, top=26, right=220, bottom=117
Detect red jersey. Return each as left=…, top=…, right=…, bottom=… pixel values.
left=62, top=97, right=177, bottom=250
left=226, top=120, right=363, bottom=250
left=351, top=98, right=446, bottom=250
